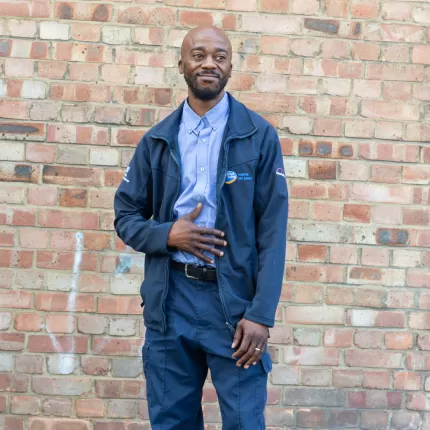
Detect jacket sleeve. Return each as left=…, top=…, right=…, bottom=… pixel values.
left=243, top=127, right=289, bottom=327
left=114, top=137, right=174, bottom=256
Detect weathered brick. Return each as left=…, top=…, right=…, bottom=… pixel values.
left=283, top=388, right=343, bottom=407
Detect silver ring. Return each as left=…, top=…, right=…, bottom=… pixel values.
left=255, top=348, right=261, bottom=351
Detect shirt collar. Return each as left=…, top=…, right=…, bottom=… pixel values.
left=182, top=92, right=229, bottom=134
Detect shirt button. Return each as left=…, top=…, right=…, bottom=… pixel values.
left=202, top=139, right=206, bottom=143
left=200, top=167, right=205, bottom=172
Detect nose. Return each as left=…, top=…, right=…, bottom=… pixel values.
left=201, top=56, right=216, bottom=70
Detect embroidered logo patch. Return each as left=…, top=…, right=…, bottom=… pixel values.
left=123, top=166, right=131, bottom=183
left=276, top=168, right=286, bottom=178
left=225, top=170, right=238, bottom=184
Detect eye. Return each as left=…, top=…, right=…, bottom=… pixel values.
left=193, top=53, right=204, bottom=60
left=216, top=55, right=226, bottom=61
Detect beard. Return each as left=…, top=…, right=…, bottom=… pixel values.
left=184, top=71, right=229, bottom=101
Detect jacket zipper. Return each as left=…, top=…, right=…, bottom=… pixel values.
left=214, top=136, right=236, bottom=335
left=160, top=138, right=182, bottom=333
left=215, top=129, right=258, bottom=335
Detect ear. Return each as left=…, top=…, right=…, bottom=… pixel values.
left=228, top=63, right=232, bottom=78
left=178, top=57, right=184, bottom=75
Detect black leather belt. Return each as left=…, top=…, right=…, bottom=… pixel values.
left=171, top=261, right=217, bottom=282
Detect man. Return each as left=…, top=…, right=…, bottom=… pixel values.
left=114, top=25, right=288, bottom=430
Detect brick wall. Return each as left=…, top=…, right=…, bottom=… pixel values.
left=0, top=0, right=429, bottom=428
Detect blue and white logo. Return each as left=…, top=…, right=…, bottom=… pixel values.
left=225, top=170, right=238, bottom=184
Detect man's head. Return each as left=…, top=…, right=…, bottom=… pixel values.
left=179, top=26, right=232, bottom=101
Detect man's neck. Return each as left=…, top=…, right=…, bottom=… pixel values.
left=187, top=90, right=225, bottom=117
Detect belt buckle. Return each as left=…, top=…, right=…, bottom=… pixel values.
left=185, top=264, right=200, bottom=280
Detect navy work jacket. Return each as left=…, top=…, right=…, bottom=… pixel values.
left=114, top=93, right=289, bottom=333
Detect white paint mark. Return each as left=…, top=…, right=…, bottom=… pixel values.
left=350, top=309, right=376, bottom=327
left=45, top=232, right=83, bottom=373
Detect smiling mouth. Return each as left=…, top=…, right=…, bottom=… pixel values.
left=198, top=75, right=219, bottom=79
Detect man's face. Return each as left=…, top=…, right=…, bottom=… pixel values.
left=179, top=28, right=232, bottom=101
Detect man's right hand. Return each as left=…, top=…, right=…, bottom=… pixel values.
left=167, top=203, right=227, bottom=264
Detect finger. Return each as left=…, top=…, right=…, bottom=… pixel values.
left=191, top=248, right=214, bottom=265
left=195, top=227, right=225, bottom=237
left=232, top=335, right=251, bottom=361
left=197, top=244, right=224, bottom=257
left=245, top=344, right=264, bottom=368
left=231, top=323, right=243, bottom=349
left=186, top=203, right=203, bottom=221
left=196, top=235, right=228, bottom=247
left=236, top=340, right=257, bottom=368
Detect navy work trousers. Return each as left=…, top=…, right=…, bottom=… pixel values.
left=142, top=268, right=272, bottom=429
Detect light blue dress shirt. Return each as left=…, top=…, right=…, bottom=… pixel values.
left=172, top=93, right=230, bottom=266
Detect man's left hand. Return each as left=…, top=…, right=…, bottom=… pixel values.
left=231, top=318, right=269, bottom=369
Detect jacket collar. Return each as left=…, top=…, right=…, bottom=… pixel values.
left=151, top=92, right=257, bottom=143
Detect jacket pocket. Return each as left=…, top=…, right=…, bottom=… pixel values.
left=261, top=353, right=272, bottom=374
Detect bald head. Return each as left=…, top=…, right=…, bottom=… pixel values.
left=181, top=25, right=232, bottom=58
left=179, top=25, right=232, bottom=102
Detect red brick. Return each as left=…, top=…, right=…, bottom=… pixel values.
left=112, top=129, right=144, bottom=147
left=45, top=314, right=75, bottom=334
left=394, top=372, right=421, bottom=390
left=333, top=370, right=361, bottom=388
left=42, top=398, right=72, bottom=417
left=0, top=291, right=32, bottom=309
left=297, top=408, right=326, bottom=427
left=352, top=1, right=379, bottom=18
left=0, top=373, right=29, bottom=392
left=98, top=296, right=141, bottom=315
left=408, top=271, right=430, bottom=288
left=361, top=248, right=389, bottom=266
left=353, top=42, right=380, bottom=61
left=363, top=371, right=390, bottom=389
left=50, top=83, right=110, bottom=103
left=71, top=23, right=101, bottom=42
left=366, top=63, right=424, bottom=82
left=324, top=0, right=348, bottom=16
left=92, top=337, right=142, bottom=356
left=0, top=333, right=25, bottom=351
left=297, top=245, right=327, bottom=262
left=14, top=313, right=43, bottom=332
left=29, top=418, right=90, bottom=429
left=15, top=355, right=44, bottom=374
left=81, top=356, right=109, bottom=376
left=11, top=396, right=40, bottom=415
left=38, top=61, right=67, bottom=79
left=38, top=209, right=98, bottom=230
left=413, top=45, right=430, bottom=65
left=357, top=289, right=385, bottom=308
left=76, top=399, right=105, bottom=417
left=343, top=204, right=370, bottom=223
left=314, top=118, right=342, bottom=137
left=322, top=40, right=350, bottom=59
left=59, top=189, right=88, bottom=208
left=26, top=143, right=56, bottom=163
left=403, top=208, right=429, bottom=226
left=56, top=2, right=111, bottom=21
left=35, top=292, right=95, bottom=312
left=0, top=100, right=29, bottom=120
left=28, top=335, right=88, bottom=353
left=309, top=160, right=337, bottom=179
left=2, top=416, right=25, bottom=430
left=179, top=10, right=213, bottom=27
left=345, top=350, right=402, bottom=368
left=294, top=286, right=323, bottom=304
left=284, top=346, right=339, bottom=366
left=355, top=330, right=384, bottom=349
